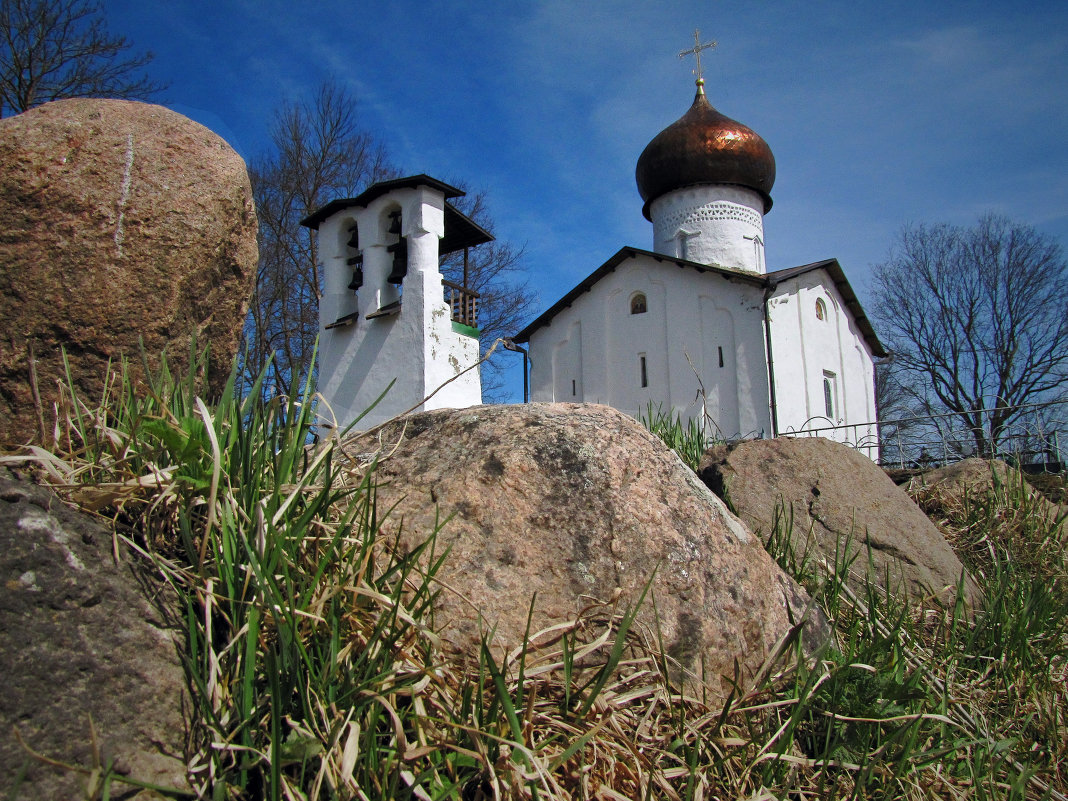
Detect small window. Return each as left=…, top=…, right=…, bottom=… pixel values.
left=815, top=298, right=827, bottom=321
left=630, top=292, right=647, bottom=315
left=639, top=354, right=648, bottom=388
left=572, top=379, right=577, bottom=397
left=823, top=370, right=838, bottom=418
left=718, top=346, right=724, bottom=368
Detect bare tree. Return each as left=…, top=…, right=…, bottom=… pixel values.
left=871, top=214, right=1068, bottom=456
left=243, top=81, right=396, bottom=396
left=0, top=0, right=164, bottom=116
left=875, top=358, right=914, bottom=458
left=875, top=359, right=913, bottom=423
left=875, top=358, right=947, bottom=466
left=440, top=185, right=532, bottom=400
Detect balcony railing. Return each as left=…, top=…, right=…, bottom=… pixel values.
left=443, top=279, right=479, bottom=329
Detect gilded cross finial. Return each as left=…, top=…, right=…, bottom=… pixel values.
left=678, top=29, right=717, bottom=92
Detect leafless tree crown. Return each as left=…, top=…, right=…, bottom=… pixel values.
left=0, top=0, right=164, bottom=116
left=872, top=214, right=1068, bottom=454
left=244, top=81, right=396, bottom=396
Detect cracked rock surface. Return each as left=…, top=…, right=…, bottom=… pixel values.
left=350, top=403, right=830, bottom=696
left=0, top=471, right=189, bottom=799
left=699, top=437, right=980, bottom=607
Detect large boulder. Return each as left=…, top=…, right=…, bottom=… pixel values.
left=910, top=458, right=1063, bottom=508
left=909, top=458, right=1066, bottom=537
left=0, top=98, right=257, bottom=449
left=0, top=471, right=190, bottom=798
left=348, top=403, right=830, bottom=696
left=698, top=437, right=980, bottom=606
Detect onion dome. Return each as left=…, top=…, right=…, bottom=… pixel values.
left=635, top=80, right=776, bottom=219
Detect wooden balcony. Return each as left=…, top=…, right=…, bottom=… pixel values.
left=443, top=279, right=479, bottom=329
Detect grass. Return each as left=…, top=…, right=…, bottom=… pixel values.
left=1022, top=470, right=1068, bottom=505
left=5, top=353, right=1067, bottom=800
left=638, top=403, right=713, bottom=472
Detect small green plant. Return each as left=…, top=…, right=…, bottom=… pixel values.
left=639, top=402, right=712, bottom=471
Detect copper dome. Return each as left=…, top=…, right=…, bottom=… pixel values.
left=635, top=85, right=776, bottom=220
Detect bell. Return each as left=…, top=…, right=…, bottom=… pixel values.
left=347, top=267, right=363, bottom=291
left=387, top=211, right=402, bottom=236
left=346, top=225, right=359, bottom=249
left=387, top=252, right=407, bottom=284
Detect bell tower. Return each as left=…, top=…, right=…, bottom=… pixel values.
left=302, top=175, right=491, bottom=430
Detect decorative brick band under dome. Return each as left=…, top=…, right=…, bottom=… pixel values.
left=635, top=81, right=776, bottom=219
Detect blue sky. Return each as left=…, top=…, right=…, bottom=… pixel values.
left=102, top=0, right=1068, bottom=402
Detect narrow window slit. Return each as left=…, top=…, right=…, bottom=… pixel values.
left=823, top=370, right=837, bottom=418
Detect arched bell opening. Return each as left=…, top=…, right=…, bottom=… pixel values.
left=384, top=206, right=407, bottom=285
left=341, top=218, right=362, bottom=292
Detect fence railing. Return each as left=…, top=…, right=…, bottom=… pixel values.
left=781, top=400, right=1067, bottom=471
left=443, top=279, right=478, bottom=329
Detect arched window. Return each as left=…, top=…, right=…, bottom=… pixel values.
left=815, top=298, right=827, bottom=321
left=630, top=292, right=647, bottom=315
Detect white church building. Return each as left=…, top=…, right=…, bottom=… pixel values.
left=302, top=67, right=885, bottom=451
left=514, top=75, right=885, bottom=448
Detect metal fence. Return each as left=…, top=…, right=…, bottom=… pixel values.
left=781, top=400, right=1067, bottom=471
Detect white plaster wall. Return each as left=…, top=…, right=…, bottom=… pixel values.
left=767, top=271, right=877, bottom=457
left=649, top=185, right=766, bottom=273
left=316, top=186, right=481, bottom=431
left=409, top=201, right=482, bottom=414
left=604, top=265, right=667, bottom=417
left=528, top=255, right=772, bottom=439
left=318, top=212, right=359, bottom=416
left=698, top=294, right=740, bottom=437
left=551, top=320, right=583, bottom=401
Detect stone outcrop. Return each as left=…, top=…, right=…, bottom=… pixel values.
left=0, top=471, right=190, bottom=798
left=909, top=458, right=1066, bottom=530
left=0, top=98, right=258, bottom=449
left=911, top=457, right=1052, bottom=501
left=911, top=458, right=1016, bottom=493
left=348, top=403, right=830, bottom=696
left=698, top=437, right=980, bottom=606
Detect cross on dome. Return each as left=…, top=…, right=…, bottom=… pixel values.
left=678, top=29, right=717, bottom=91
